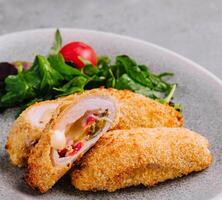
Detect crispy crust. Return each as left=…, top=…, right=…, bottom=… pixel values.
left=71, top=128, right=212, bottom=192
left=5, top=113, right=42, bottom=167
left=25, top=129, right=70, bottom=193
left=5, top=95, right=78, bottom=167
left=5, top=100, right=58, bottom=167
left=83, top=88, right=183, bottom=129
left=26, top=88, right=184, bottom=193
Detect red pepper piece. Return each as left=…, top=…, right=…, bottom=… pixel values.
left=66, top=142, right=83, bottom=157
left=87, top=130, right=93, bottom=135
left=73, top=142, right=83, bottom=152
left=86, top=116, right=96, bottom=126
left=58, top=148, right=67, bottom=158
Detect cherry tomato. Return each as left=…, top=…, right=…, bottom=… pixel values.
left=60, top=41, right=97, bottom=69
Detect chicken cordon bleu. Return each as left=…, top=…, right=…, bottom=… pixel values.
left=26, top=89, right=183, bottom=193
left=26, top=92, right=118, bottom=193
left=72, top=128, right=212, bottom=192
left=6, top=88, right=183, bottom=168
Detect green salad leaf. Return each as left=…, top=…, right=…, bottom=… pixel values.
left=48, top=54, right=83, bottom=80
left=37, top=55, right=64, bottom=90
left=0, top=70, right=41, bottom=107
left=50, top=29, right=62, bottom=55
left=115, top=55, right=153, bottom=87
left=0, top=29, right=181, bottom=114
left=115, top=74, right=156, bottom=98
left=54, top=76, right=88, bottom=97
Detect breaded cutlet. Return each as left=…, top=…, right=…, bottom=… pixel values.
left=72, top=128, right=212, bottom=192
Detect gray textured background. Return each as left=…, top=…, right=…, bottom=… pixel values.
left=0, top=0, right=222, bottom=79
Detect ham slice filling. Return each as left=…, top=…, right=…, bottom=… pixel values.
left=56, top=109, right=109, bottom=158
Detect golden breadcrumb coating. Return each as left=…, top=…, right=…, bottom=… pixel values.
left=5, top=95, right=76, bottom=167
left=72, top=128, right=212, bottom=192
left=26, top=88, right=183, bottom=193
left=5, top=100, right=57, bottom=167
left=84, top=88, right=183, bottom=129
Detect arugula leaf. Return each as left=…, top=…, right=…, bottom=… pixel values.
left=116, top=55, right=137, bottom=68
left=0, top=71, right=41, bottom=107
left=108, top=68, right=116, bottom=88
left=48, top=54, right=84, bottom=80
left=83, top=57, right=112, bottom=89
left=97, top=56, right=112, bottom=78
left=83, top=64, right=100, bottom=76
left=50, top=29, right=62, bottom=55
left=97, top=56, right=111, bottom=67
left=24, top=70, right=41, bottom=90
left=115, top=56, right=173, bottom=93
left=149, top=74, right=171, bottom=92
left=85, top=77, right=106, bottom=89
left=37, top=55, right=64, bottom=90
left=158, top=84, right=182, bottom=111
left=138, top=64, right=173, bottom=92
left=160, top=84, right=176, bottom=103
left=0, top=29, right=180, bottom=113
left=115, top=55, right=153, bottom=87
left=115, top=74, right=156, bottom=98
left=158, top=72, right=174, bottom=78
left=54, top=76, right=88, bottom=97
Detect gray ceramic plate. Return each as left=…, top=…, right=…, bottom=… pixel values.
left=0, top=29, right=221, bottom=200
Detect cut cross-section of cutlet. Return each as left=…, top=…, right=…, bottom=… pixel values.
left=26, top=92, right=119, bottom=193
left=5, top=94, right=77, bottom=167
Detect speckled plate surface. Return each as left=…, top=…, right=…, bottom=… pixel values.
left=0, top=29, right=221, bottom=200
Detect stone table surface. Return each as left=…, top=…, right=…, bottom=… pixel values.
left=0, top=0, right=222, bottom=79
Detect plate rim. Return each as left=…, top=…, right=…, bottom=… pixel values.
left=0, top=28, right=221, bottom=200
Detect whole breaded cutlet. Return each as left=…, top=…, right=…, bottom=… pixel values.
left=72, top=128, right=212, bottom=192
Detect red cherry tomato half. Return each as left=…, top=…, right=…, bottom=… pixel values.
left=60, top=41, right=97, bottom=69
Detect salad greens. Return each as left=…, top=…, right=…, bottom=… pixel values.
left=49, top=29, right=62, bottom=55
left=0, top=29, right=181, bottom=114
